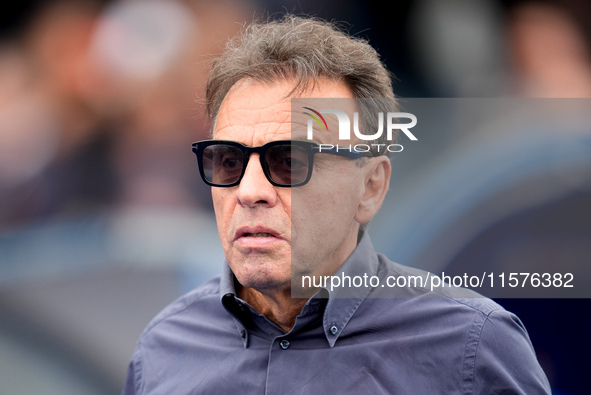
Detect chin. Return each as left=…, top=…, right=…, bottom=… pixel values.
left=234, top=271, right=291, bottom=293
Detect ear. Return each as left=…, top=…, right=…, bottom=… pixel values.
left=355, top=157, right=391, bottom=225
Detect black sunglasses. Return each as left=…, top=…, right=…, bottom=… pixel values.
left=191, top=140, right=371, bottom=187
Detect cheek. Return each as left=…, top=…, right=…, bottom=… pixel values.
left=291, top=186, right=337, bottom=240
left=296, top=180, right=361, bottom=234
left=212, top=190, right=232, bottom=232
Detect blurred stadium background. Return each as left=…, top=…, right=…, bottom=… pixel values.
left=1, top=0, right=590, bottom=393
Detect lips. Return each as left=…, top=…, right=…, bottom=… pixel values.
left=232, top=226, right=286, bottom=250
left=235, top=226, right=280, bottom=241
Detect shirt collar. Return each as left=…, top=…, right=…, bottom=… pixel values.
left=220, top=232, right=380, bottom=348
left=220, top=263, right=252, bottom=347
left=220, top=258, right=237, bottom=297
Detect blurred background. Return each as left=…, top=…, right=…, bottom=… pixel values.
left=1, top=0, right=589, bottom=394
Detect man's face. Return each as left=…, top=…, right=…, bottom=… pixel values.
left=212, top=78, right=369, bottom=294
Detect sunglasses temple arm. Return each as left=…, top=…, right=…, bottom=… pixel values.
left=317, top=146, right=372, bottom=159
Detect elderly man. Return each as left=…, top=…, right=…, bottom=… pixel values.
left=122, top=16, right=550, bottom=394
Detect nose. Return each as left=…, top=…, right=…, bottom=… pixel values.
left=235, top=153, right=278, bottom=208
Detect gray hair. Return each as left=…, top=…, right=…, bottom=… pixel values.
left=205, top=15, right=398, bottom=153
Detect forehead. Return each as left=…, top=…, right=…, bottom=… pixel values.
left=213, top=78, right=354, bottom=145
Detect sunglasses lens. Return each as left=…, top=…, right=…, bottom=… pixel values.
left=202, top=144, right=244, bottom=185
left=265, top=144, right=310, bottom=186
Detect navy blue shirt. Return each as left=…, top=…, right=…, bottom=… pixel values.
left=122, top=234, right=550, bottom=394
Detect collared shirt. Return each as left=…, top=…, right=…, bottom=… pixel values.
left=122, top=234, right=551, bottom=394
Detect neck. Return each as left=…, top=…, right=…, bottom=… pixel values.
left=238, top=285, right=311, bottom=332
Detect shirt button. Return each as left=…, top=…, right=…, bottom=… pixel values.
left=330, top=325, right=338, bottom=335
left=280, top=340, right=290, bottom=350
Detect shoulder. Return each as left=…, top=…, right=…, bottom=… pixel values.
left=122, top=276, right=224, bottom=395
left=370, top=254, right=550, bottom=393
left=140, top=275, right=223, bottom=338
left=373, top=254, right=525, bottom=337
left=375, top=252, right=501, bottom=314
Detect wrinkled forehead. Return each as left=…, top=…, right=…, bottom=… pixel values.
left=212, top=78, right=356, bottom=145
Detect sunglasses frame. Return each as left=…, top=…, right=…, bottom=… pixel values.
left=191, top=139, right=371, bottom=187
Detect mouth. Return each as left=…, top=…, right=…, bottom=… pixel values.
left=234, top=227, right=282, bottom=243
left=243, top=232, right=275, bottom=237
